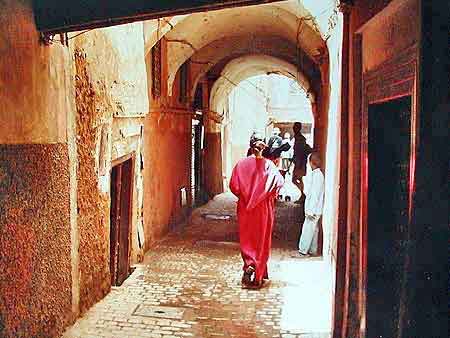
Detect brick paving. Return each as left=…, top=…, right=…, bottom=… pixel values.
left=63, top=193, right=332, bottom=338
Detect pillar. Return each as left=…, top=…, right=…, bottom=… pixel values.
left=333, top=2, right=353, bottom=338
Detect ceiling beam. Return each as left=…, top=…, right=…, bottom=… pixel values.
left=34, top=0, right=283, bottom=34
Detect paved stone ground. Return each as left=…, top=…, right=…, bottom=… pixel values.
left=63, top=193, right=332, bottom=338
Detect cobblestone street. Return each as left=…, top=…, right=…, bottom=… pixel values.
left=64, top=193, right=332, bottom=338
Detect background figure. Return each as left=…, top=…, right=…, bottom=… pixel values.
left=272, top=127, right=281, bottom=137
left=263, top=134, right=291, bottom=175
left=297, top=153, right=324, bottom=256
left=246, top=131, right=258, bottom=156
left=281, top=132, right=293, bottom=171
left=292, top=122, right=313, bottom=201
left=230, top=135, right=284, bottom=289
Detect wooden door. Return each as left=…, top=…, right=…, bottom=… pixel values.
left=110, top=164, right=121, bottom=285
left=110, top=157, right=133, bottom=286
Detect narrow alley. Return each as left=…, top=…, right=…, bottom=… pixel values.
left=1, top=1, right=447, bottom=338
left=63, top=194, right=332, bottom=338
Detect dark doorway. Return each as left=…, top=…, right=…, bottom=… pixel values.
left=110, top=157, right=134, bottom=286
left=191, top=118, right=204, bottom=206
left=367, top=96, right=411, bottom=338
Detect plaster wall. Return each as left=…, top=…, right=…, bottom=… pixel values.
left=325, top=20, right=344, bottom=262
left=188, top=35, right=313, bottom=99
left=210, top=55, right=313, bottom=115
left=164, top=4, right=323, bottom=95
left=143, top=34, right=193, bottom=247
left=227, top=80, right=267, bottom=179
left=111, top=117, right=146, bottom=262
left=0, top=0, right=72, bottom=144
left=143, top=112, right=191, bottom=247
left=72, top=23, right=148, bottom=312
left=320, top=13, right=343, bottom=334
left=225, top=75, right=315, bottom=182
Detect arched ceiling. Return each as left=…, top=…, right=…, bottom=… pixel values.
left=143, top=15, right=188, bottom=55
left=273, top=0, right=337, bottom=38
left=209, top=54, right=314, bottom=114
left=162, top=2, right=326, bottom=96
left=187, top=34, right=321, bottom=99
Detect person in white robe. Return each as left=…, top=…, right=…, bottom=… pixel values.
left=297, top=152, right=324, bottom=256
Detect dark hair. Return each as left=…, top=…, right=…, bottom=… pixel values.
left=249, top=132, right=264, bottom=147
left=293, top=122, right=302, bottom=134
left=263, top=136, right=291, bottom=159
left=247, top=132, right=267, bottom=156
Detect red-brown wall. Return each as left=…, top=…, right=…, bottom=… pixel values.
left=0, top=145, right=72, bottom=338
left=143, top=112, right=191, bottom=247
left=143, top=37, right=193, bottom=247
left=0, top=1, right=75, bottom=336
left=337, top=1, right=421, bottom=337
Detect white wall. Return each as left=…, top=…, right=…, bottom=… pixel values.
left=322, top=12, right=344, bottom=306
left=225, top=74, right=315, bottom=181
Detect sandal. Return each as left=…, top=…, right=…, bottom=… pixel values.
left=241, top=266, right=255, bottom=286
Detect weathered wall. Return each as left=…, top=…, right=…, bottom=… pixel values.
left=0, top=1, right=76, bottom=337
left=72, top=22, right=148, bottom=312
left=359, top=0, right=418, bottom=73
left=73, top=51, right=111, bottom=313
left=0, top=0, right=72, bottom=144
left=0, top=145, right=72, bottom=338
left=142, top=37, right=194, bottom=247
left=143, top=112, right=191, bottom=247
left=111, top=117, right=146, bottom=261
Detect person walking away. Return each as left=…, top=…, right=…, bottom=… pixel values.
left=296, top=152, right=324, bottom=256
left=292, top=122, right=313, bottom=202
left=230, top=134, right=284, bottom=289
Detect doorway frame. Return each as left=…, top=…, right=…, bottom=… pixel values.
left=110, top=152, right=136, bottom=286
left=359, top=43, right=419, bottom=336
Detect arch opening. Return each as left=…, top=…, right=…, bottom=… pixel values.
left=220, top=73, right=314, bottom=195
left=209, top=54, right=316, bottom=115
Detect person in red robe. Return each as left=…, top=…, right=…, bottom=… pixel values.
left=230, top=134, right=285, bottom=289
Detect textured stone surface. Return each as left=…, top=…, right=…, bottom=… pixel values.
left=0, top=144, right=72, bottom=338
left=63, top=194, right=332, bottom=338
left=74, top=49, right=112, bottom=314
